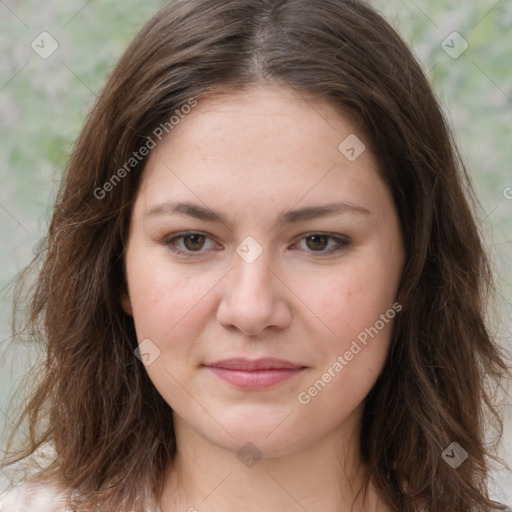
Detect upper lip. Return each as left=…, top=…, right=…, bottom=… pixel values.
left=205, top=358, right=305, bottom=371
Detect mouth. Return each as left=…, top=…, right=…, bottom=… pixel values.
left=203, top=358, right=307, bottom=389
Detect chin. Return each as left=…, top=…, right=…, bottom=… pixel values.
left=202, top=412, right=311, bottom=458
left=216, top=431, right=306, bottom=460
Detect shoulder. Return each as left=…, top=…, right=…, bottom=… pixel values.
left=0, top=480, right=72, bottom=512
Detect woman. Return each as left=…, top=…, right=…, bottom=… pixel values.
left=1, top=0, right=510, bottom=511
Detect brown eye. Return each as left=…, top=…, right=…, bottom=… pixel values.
left=305, top=235, right=330, bottom=251
left=160, top=232, right=219, bottom=255
left=292, top=233, right=350, bottom=255
left=183, top=234, right=206, bottom=251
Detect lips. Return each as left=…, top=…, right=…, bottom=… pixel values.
left=204, top=358, right=306, bottom=389
left=205, top=358, right=305, bottom=371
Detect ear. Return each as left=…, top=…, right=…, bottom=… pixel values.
left=120, top=293, right=133, bottom=316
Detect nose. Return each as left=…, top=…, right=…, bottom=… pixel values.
left=216, top=247, right=292, bottom=336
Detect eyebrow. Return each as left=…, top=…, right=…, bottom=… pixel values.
left=145, top=200, right=371, bottom=228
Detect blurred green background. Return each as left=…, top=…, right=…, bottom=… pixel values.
left=0, top=0, right=511, bottom=503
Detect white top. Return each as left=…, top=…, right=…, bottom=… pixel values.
left=0, top=481, right=72, bottom=512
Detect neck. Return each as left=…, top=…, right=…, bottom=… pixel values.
left=158, top=408, right=386, bottom=512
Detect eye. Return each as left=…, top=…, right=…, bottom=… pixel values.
left=159, top=232, right=220, bottom=255
left=291, top=233, right=350, bottom=255
left=158, top=231, right=350, bottom=257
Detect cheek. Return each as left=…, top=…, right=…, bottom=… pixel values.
left=295, top=266, right=396, bottom=417
left=293, top=249, right=401, bottom=390
left=125, top=250, right=210, bottom=342
left=299, top=262, right=399, bottom=340
left=125, top=252, right=212, bottom=407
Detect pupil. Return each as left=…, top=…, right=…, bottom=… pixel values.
left=307, top=235, right=328, bottom=251
left=184, top=234, right=204, bottom=251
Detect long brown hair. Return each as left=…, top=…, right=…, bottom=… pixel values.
left=2, top=0, right=511, bottom=511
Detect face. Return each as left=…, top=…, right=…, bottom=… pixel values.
left=121, top=84, right=406, bottom=457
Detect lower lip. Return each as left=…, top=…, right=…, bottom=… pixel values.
left=207, top=367, right=305, bottom=389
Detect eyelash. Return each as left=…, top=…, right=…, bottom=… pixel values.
left=158, top=231, right=350, bottom=257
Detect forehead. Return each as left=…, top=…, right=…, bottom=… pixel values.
left=150, top=85, right=360, bottom=155
left=135, top=85, right=390, bottom=220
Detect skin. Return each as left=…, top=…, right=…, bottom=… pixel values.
left=121, top=84, right=406, bottom=512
